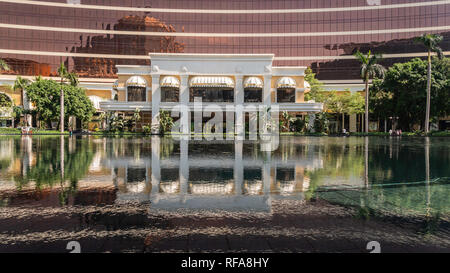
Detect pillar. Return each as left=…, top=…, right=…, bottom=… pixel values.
left=151, top=75, right=161, bottom=134
left=179, top=138, right=189, bottom=194
left=179, top=75, right=190, bottom=135
left=263, top=75, right=272, bottom=107
left=262, top=151, right=271, bottom=194
left=235, top=75, right=244, bottom=136
left=234, top=140, right=243, bottom=195
left=180, top=75, right=189, bottom=104
left=151, top=136, right=161, bottom=195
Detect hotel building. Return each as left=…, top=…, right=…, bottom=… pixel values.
left=0, top=0, right=449, bottom=131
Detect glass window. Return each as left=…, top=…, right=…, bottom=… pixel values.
left=244, top=89, right=262, bottom=103
left=161, top=87, right=179, bottom=102
left=127, top=86, right=146, bottom=102
left=190, top=88, right=234, bottom=102
left=277, top=88, right=295, bottom=103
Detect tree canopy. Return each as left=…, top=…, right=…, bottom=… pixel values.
left=304, top=68, right=326, bottom=102
left=414, top=34, right=444, bottom=59
left=325, top=91, right=365, bottom=116
left=370, top=57, right=450, bottom=131
left=25, top=77, right=95, bottom=126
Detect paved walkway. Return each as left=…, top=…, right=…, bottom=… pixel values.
left=0, top=199, right=448, bottom=253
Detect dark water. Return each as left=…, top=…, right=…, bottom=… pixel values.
left=0, top=135, right=449, bottom=216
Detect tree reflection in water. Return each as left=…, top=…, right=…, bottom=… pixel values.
left=12, top=136, right=95, bottom=205
left=0, top=135, right=448, bottom=217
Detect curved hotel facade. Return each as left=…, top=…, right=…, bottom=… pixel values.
left=0, top=0, right=449, bottom=131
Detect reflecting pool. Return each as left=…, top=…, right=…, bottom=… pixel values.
left=0, top=135, right=449, bottom=252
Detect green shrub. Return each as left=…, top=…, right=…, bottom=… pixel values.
left=293, top=118, right=306, bottom=133
left=142, top=125, right=151, bottom=135
left=429, top=130, right=450, bottom=137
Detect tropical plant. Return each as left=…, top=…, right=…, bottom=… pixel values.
left=109, top=115, right=126, bottom=132
left=354, top=50, right=386, bottom=133
left=12, top=76, right=31, bottom=124
left=307, top=112, right=329, bottom=133
left=12, top=76, right=31, bottom=92
left=414, top=34, right=444, bottom=133
left=142, top=125, right=152, bottom=135
left=280, top=111, right=295, bottom=132
left=159, top=110, right=174, bottom=135
left=0, top=58, right=9, bottom=72
left=130, top=108, right=141, bottom=132
left=98, top=112, right=107, bottom=129
left=57, top=63, right=79, bottom=87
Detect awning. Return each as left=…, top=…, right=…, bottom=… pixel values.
left=160, top=76, right=180, bottom=88
left=190, top=76, right=234, bottom=88
left=126, top=76, right=147, bottom=88
left=88, top=95, right=107, bottom=110
left=277, top=77, right=296, bottom=89
left=244, top=76, right=263, bottom=89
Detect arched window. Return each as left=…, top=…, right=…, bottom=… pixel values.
left=189, top=76, right=234, bottom=102
left=243, top=77, right=263, bottom=103
left=126, top=76, right=147, bottom=102
left=276, top=77, right=296, bottom=103
left=160, top=76, right=180, bottom=102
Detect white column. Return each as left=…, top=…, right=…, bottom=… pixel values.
left=235, top=75, right=244, bottom=105
left=179, top=138, right=189, bottom=194
left=179, top=75, right=190, bottom=135
left=151, top=74, right=161, bottom=134
left=262, top=151, right=271, bottom=194
left=234, top=75, right=244, bottom=137
left=151, top=136, right=161, bottom=195
left=263, top=75, right=272, bottom=106
left=180, top=75, right=189, bottom=105
left=234, top=140, right=243, bottom=195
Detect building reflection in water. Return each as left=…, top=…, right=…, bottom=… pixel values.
left=0, top=136, right=325, bottom=210
left=2, top=136, right=449, bottom=215
left=104, top=136, right=323, bottom=212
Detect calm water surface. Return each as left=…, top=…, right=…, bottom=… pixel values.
left=0, top=135, right=449, bottom=216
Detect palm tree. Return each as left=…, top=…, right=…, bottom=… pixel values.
left=414, top=34, right=444, bottom=134
left=0, top=59, right=10, bottom=72
left=354, top=50, right=386, bottom=133
left=12, top=76, right=31, bottom=126
left=57, top=63, right=79, bottom=133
